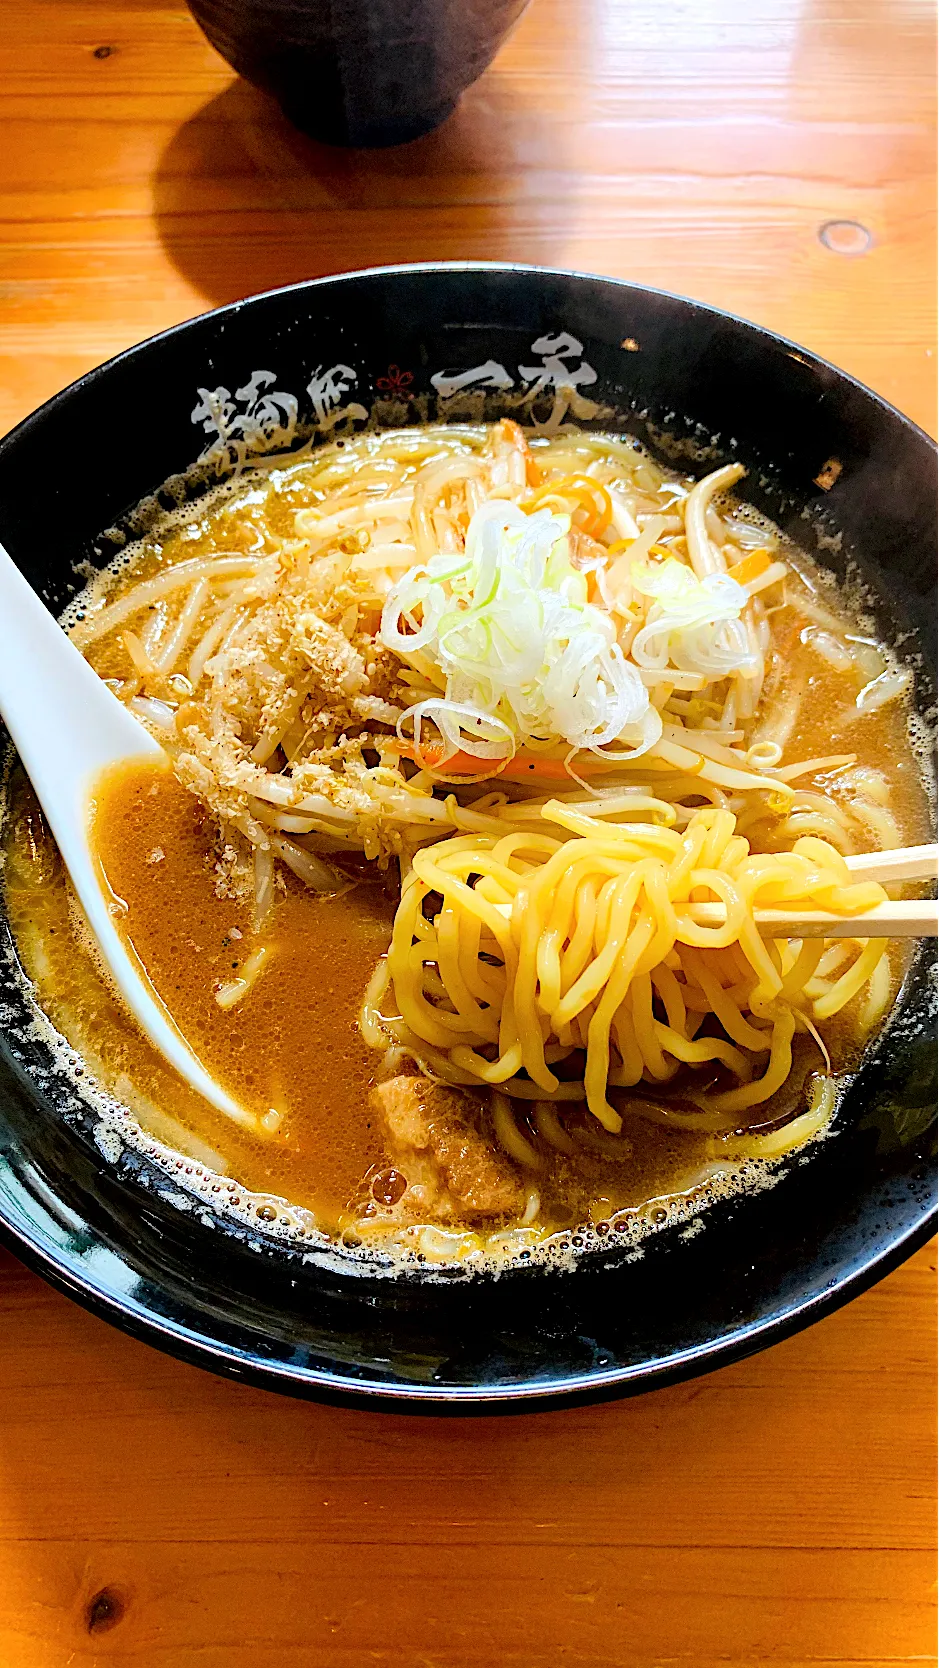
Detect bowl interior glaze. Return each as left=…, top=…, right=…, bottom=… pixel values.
left=0, top=265, right=934, bottom=1409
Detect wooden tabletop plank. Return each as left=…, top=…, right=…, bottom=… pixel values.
left=0, top=0, right=935, bottom=1661
left=0, top=1243, right=934, bottom=1667
left=1, top=0, right=936, bottom=434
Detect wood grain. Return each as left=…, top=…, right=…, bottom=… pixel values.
left=1, top=0, right=936, bottom=433
left=0, top=1242, right=934, bottom=1666
left=0, top=0, right=935, bottom=1661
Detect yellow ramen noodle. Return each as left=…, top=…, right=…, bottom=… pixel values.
left=373, top=802, right=888, bottom=1129
left=2, top=419, right=929, bottom=1263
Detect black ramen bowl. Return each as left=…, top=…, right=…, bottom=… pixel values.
left=0, top=265, right=934, bottom=1410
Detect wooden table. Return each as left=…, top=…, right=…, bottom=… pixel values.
left=0, top=0, right=935, bottom=1662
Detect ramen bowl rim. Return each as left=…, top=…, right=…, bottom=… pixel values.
left=0, top=260, right=935, bottom=1411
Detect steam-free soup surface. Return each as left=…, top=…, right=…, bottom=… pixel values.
left=11, top=762, right=811, bottom=1238
left=6, top=762, right=395, bottom=1229
left=1, top=422, right=930, bottom=1258
left=5, top=629, right=925, bottom=1243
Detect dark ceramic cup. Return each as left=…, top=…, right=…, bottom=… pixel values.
left=186, top=0, right=531, bottom=146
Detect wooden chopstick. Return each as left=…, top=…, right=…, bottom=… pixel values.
left=689, top=843, right=938, bottom=937
left=490, top=845, right=938, bottom=937
left=843, top=843, right=938, bottom=884
left=687, top=899, right=938, bottom=939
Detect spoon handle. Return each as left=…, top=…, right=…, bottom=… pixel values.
left=0, top=543, right=259, bottom=1132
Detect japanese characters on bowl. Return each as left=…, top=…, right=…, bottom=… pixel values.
left=191, top=334, right=604, bottom=472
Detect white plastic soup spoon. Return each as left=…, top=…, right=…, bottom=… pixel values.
left=0, top=541, right=258, bottom=1130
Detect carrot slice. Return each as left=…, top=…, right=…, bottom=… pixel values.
left=522, top=474, right=613, bottom=539
left=395, top=742, right=625, bottom=784
left=728, top=549, right=772, bottom=586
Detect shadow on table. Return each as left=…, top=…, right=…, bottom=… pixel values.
left=152, top=71, right=578, bottom=306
